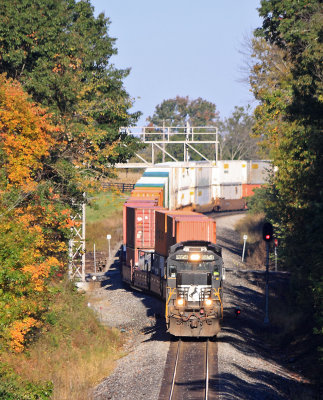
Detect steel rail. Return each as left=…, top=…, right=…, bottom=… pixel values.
left=168, top=339, right=210, bottom=400
left=168, top=339, right=181, bottom=400
left=205, top=339, right=209, bottom=400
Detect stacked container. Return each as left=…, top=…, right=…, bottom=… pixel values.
left=130, top=187, right=164, bottom=207
left=155, top=209, right=198, bottom=257
left=124, top=204, right=162, bottom=267
left=154, top=209, right=216, bottom=258
left=123, top=201, right=159, bottom=245
left=166, top=215, right=216, bottom=251
left=135, top=176, right=169, bottom=208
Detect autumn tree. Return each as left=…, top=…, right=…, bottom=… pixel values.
left=0, top=0, right=141, bottom=180
left=251, top=0, right=323, bottom=371
left=0, top=75, right=73, bottom=352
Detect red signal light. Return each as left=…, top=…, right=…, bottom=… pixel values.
left=262, top=222, right=273, bottom=242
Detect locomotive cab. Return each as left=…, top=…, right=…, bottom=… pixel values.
left=166, top=240, right=224, bottom=337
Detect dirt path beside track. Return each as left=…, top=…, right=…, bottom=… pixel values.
left=89, top=212, right=313, bottom=400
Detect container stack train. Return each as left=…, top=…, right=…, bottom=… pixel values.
left=121, top=160, right=270, bottom=337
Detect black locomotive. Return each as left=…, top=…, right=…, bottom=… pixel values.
left=121, top=240, right=224, bottom=337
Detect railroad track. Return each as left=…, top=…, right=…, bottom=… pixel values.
left=159, top=339, right=218, bottom=400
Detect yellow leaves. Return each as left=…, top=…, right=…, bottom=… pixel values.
left=9, top=317, right=40, bottom=353
left=22, top=257, right=60, bottom=294
left=0, top=74, right=57, bottom=189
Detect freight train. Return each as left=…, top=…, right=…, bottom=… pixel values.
left=120, top=161, right=269, bottom=337
left=121, top=206, right=224, bottom=337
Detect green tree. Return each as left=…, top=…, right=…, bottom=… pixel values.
left=219, top=106, right=262, bottom=160
left=147, top=96, right=218, bottom=161
left=0, top=0, right=141, bottom=179
left=147, top=95, right=218, bottom=126
left=252, top=0, right=323, bottom=373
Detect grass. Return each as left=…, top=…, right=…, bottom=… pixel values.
left=2, top=280, right=124, bottom=400
left=105, top=169, right=143, bottom=184
left=235, top=212, right=267, bottom=268
left=86, top=191, right=129, bottom=252
left=87, top=170, right=144, bottom=252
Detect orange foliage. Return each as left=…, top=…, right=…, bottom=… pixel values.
left=0, top=75, right=73, bottom=352
left=9, top=317, right=41, bottom=353
left=22, top=257, right=61, bottom=292
left=0, top=74, right=57, bottom=189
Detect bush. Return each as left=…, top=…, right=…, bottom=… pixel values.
left=0, top=363, right=52, bottom=400
left=2, top=279, right=123, bottom=400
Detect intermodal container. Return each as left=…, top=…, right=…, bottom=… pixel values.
left=143, top=170, right=169, bottom=178
left=249, top=161, right=271, bottom=184
left=166, top=215, right=216, bottom=251
left=131, top=188, right=164, bottom=207
left=155, top=210, right=208, bottom=256
left=135, top=176, right=169, bottom=208
left=126, top=205, right=163, bottom=249
left=126, top=197, right=159, bottom=206
left=123, top=202, right=160, bottom=244
left=242, top=184, right=261, bottom=198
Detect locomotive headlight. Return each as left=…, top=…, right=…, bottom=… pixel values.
left=176, top=298, right=185, bottom=307
left=204, top=298, right=213, bottom=307
left=189, top=253, right=201, bottom=261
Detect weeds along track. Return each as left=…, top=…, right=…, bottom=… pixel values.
left=159, top=339, right=218, bottom=400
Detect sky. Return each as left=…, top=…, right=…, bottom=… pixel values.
left=91, top=0, right=263, bottom=126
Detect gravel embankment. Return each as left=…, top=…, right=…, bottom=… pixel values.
left=89, top=212, right=313, bottom=400
left=89, top=262, right=170, bottom=400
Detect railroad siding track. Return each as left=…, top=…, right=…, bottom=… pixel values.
left=159, top=339, right=218, bottom=400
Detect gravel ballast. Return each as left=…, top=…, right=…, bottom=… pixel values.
left=90, top=212, right=313, bottom=400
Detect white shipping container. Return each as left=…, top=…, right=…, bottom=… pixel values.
left=177, top=166, right=195, bottom=190
left=176, top=188, right=193, bottom=209
left=219, top=183, right=242, bottom=200
left=211, top=184, right=221, bottom=200
left=195, top=164, right=212, bottom=187
left=213, top=160, right=248, bottom=184
left=249, top=161, right=271, bottom=184
left=194, top=186, right=212, bottom=206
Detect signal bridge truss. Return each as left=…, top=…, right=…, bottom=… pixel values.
left=115, top=123, right=219, bottom=168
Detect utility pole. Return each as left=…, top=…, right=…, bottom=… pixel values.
left=262, top=222, right=273, bottom=325
left=216, top=127, right=219, bottom=162
left=185, top=121, right=190, bottom=162
left=162, top=120, right=165, bottom=163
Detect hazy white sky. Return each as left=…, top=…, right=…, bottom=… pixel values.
left=91, top=0, right=262, bottom=125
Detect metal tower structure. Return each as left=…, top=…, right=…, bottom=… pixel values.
left=115, top=123, right=219, bottom=168
left=68, top=200, right=86, bottom=282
